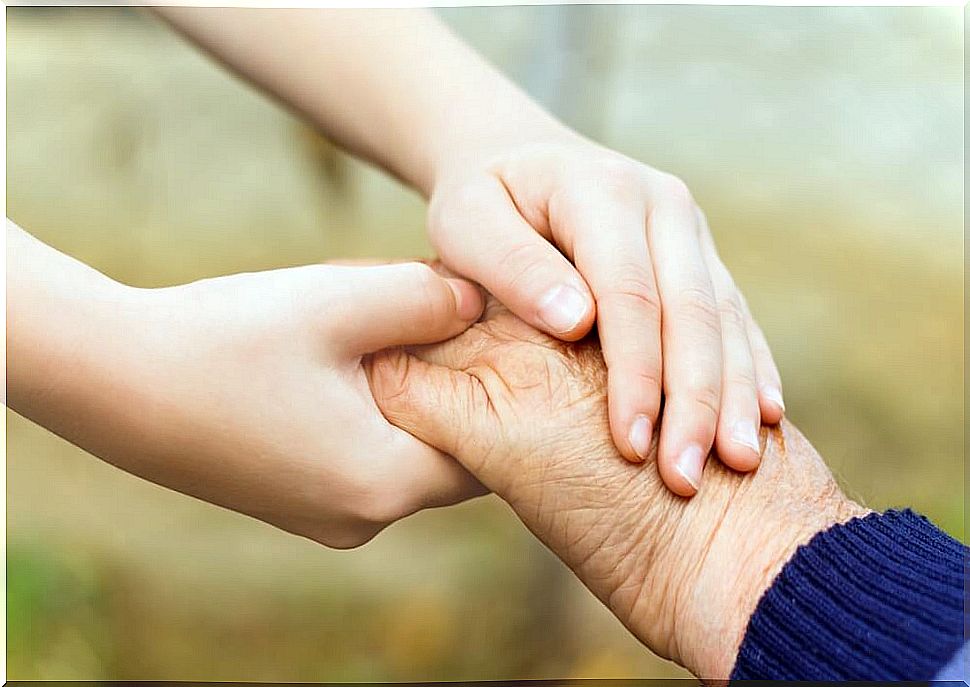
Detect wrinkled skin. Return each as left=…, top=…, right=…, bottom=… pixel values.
left=366, top=276, right=868, bottom=677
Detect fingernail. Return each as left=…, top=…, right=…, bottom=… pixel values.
left=446, top=279, right=480, bottom=321
left=537, top=284, right=589, bottom=334
left=763, top=386, right=786, bottom=413
left=628, top=415, right=652, bottom=462
left=675, top=445, right=705, bottom=493
left=731, top=419, right=760, bottom=453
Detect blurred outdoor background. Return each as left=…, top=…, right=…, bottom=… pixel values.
left=6, top=5, right=964, bottom=681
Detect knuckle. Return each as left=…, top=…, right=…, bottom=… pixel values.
left=608, top=358, right=662, bottom=403
left=725, top=369, right=759, bottom=391
left=402, top=263, right=452, bottom=323
left=673, top=286, right=719, bottom=330
left=632, top=366, right=663, bottom=398
left=686, top=383, right=721, bottom=421
left=657, top=173, right=694, bottom=204
left=494, top=241, right=555, bottom=295
left=717, top=295, right=746, bottom=330
left=399, top=260, right=438, bottom=286
left=589, top=158, right=644, bottom=202
left=369, top=352, right=414, bottom=409
left=603, top=274, right=661, bottom=320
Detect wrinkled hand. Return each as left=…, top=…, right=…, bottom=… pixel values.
left=430, top=136, right=785, bottom=495
left=366, top=287, right=866, bottom=677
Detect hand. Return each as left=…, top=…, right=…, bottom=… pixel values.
left=155, top=7, right=782, bottom=496
left=8, top=227, right=487, bottom=548
left=366, top=290, right=867, bottom=676
left=428, top=133, right=786, bottom=496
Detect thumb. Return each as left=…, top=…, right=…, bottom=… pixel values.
left=330, top=262, right=484, bottom=355
left=365, top=348, right=487, bottom=468
left=430, top=177, right=596, bottom=342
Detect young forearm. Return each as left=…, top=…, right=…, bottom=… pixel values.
left=6, top=220, right=150, bottom=461
left=8, top=220, right=127, bottom=419
left=153, top=7, right=570, bottom=195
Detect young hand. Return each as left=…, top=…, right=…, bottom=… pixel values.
left=8, top=223, right=486, bottom=548
left=429, top=134, right=785, bottom=495
left=155, top=7, right=785, bottom=496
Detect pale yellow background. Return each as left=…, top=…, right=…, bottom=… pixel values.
left=6, top=5, right=964, bottom=680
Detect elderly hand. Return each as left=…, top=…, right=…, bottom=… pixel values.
left=367, top=286, right=867, bottom=677
left=429, top=134, right=785, bottom=495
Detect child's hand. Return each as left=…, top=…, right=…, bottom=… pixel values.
left=429, top=136, right=785, bottom=496
left=8, top=229, right=487, bottom=547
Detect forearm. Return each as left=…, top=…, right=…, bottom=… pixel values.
left=6, top=220, right=150, bottom=466
left=7, top=223, right=272, bottom=511
left=152, top=7, right=571, bottom=195
left=573, top=420, right=869, bottom=677
left=664, top=423, right=869, bottom=676
left=613, top=420, right=964, bottom=679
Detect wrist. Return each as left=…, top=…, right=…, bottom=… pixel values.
left=421, top=108, right=578, bottom=197
left=13, top=279, right=146, bottom=406
left=620, top=422, right=870, bottom=678
left=8, top=238, right=146, bottom=421
left=684, top=478, right=867, bottom=677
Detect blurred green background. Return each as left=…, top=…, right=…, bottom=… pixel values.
left=6, top=5, right=964, bottom=681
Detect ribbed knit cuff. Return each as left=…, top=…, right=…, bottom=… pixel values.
left=731, top=509, right=967, bottom=680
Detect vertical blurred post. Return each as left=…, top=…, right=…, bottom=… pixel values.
left=521, top=5, right=620, bottom=140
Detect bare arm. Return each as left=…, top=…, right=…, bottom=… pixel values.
left=152, top=7, right=560, bottom=195
left=6, top=219, right=485, bottom=547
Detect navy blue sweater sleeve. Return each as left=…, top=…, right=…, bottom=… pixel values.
left=730, top=509, right=967, bottom=680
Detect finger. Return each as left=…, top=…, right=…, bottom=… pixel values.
left=694, top=220, right=786, bottom=425
left=697, top=225, right=762, bottom=473
left=365, top=348, right=501, bottom=487
left=430, top=176, right=595, bottom=341
left=563, top=193, right=663, bottom=464
left=328, top=262, right=484, bottom=355
left=646, top=177, right=721, bottom=496
left=742, top=304, right=786, bottom=423
left=325, top=258, right=456, bottom=280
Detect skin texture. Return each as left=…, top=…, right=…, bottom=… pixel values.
left=367, top=277, right=870, bottom=677
left=7, top=222, right=487, bottom=548
left=154, top=7, right=786, bottom=495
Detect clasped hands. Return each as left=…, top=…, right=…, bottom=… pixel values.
left=365, top=263, right=867, bottom=677
left=8, top=224, right=864, bottom=678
